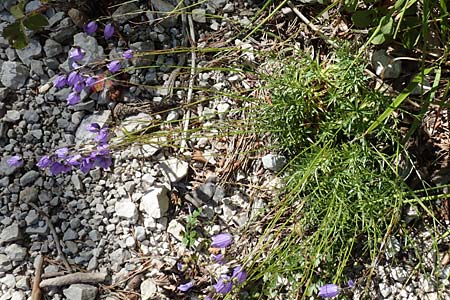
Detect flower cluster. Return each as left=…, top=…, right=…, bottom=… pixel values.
left=53, top=20, right=134, bottom=106
left=177, top=233, right=247, bottom=299
left=36, top=123, right=112, bottom=175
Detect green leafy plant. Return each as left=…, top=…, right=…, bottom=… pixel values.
left=182, top=208, right=202, bottom=249
left=3, top=0, right=49, bottom=49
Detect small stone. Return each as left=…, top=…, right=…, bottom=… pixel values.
left=43, top=39, right=63, bottom=57
left=140, top=186, right=170, bottom=219
left=16, top=39, right=42, bottom=65
left=110, top=248, right=130, bottom=266
left=11, top=291, right=25, bottom=300
left=141, top=278, right=157, bottom=300
left=167, top=220, right=184, bottom=241
left=0, top=222, right=21, bottom=244
left=71, top=174, right=83, bottom=191
left=20, top=170, right=40, bottom=186
left=115, top=200, right=138, bottom=222
left=223, top=3, right=234, bottom=12
left=192, top=8, right=207, bottom=23
left=159, top=158, right=189, bottom=182
left=193, top=182, right=216, bottom=202
left=23, top=110, right=40, bottom=123
left=134, top=226, right=146, bottom=241
left=88, top=230, right=101, bottom=242
left=391, top=267, right=408, bottom=283
left=4, top=110, right=21, bottom=122
left=15, top=276, right=30, bottom=290
left=87, top=256, right=98, bottom=271
left=5, top=243, right=27, bottom=261
left=63, top=284, right=98, bottom=300
left=0, top=273, right=16, bottom=288
left=25, top=209, right=39, bottom=225
left=30, top=60, right=45, bottom=76
left=112, top=2, right=140, bottom=24
left=72, top=33, right=105, bottom=66
left=63, top=228, right=79, bottom=241
left=0, top=253, right=12, bottom=271
left=261, top=154, right=287, bottom=172
left=70, top=218, right=81, bottom=229
left=125, top=236, right=136, bottom=248
left=208, top=0, right=227, bottom=9
left=151, top=0, right=177, bottom=28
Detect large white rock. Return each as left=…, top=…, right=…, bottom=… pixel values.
left=63, top=284, right=97, bottom=300
left=140, top=278, right=157, bottom=300
left=159, top=158, right=189, bottom=182
left=115, top=200, right=138, bottom=222
left=140, top=186, right=169, bottom=219
left=261, top=154, right=287, bottom=172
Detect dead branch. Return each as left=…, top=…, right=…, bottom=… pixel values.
left=39, top=272, right=108, bottom=288
left=31, top=255, right=44, bottom=300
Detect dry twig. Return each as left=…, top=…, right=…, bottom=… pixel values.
left=31, top=255, right=44, bottom=300
left=40, top=272, right=108, bottom=288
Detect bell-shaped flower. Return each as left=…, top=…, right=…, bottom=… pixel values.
left=104, top=23, right=114, bottom=39
left=84, top=21, right=98, bottom=35
left=211, top=233, right=233, bottom=248
left=318, top=284, right=340, bottom=298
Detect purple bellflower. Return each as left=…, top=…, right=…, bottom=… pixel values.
left=123, top=49, right=134, bottom=59
left=73, top=81, right=85, bottom=93
left=49, top=161, right=71, bottom=176
left=85, top=77, right=97, bottom=88
left=211, top=253, right=224, bottom=263
left=7, top=155, right=23, bottom=167
left=55, top=147, right=69, bottom=159
left=213, top=275, right=233, bottom=295
left=54, top=75, right=67, bottom=88
left=318, top=284, right=340, bottom=298
left=347, top=280, right=355, bottom=288
left=84, top=21, right=98, bottom=35
left=231, top=266, right=247, bottom=284
left=67, top=92, right=81, bottom=105
left=69, top=47, right=85, bottom=61
left=107, top=60, right=121, bottom=73
left=37, top=155, right=52, bottom=169
left=104, top=23, right=114, bottom=39
left=86, top=123, right=100, bottom=133
left=211, top=233, right=233, bottom=248
left=178, top=281, right=194, bottom=292
left=67, top=71, right=83, bottom=86
left=95, top=128, right=109, bottom=144
left=80, top=157, right=95, bottom=174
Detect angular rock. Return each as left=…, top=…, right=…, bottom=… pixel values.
left=43, top=39, right=63, bottom=58
left=151, top=0, right=177, bottom=28
left=5, top=243, right=27, bottom=261
left=20, top=170, right=39, bottom=186
left=159, top=158, right=189, bottom=182
left=192, top=8, right=207, bottom=23
left=1, top=61, right=29, bottom=89
left=208, top=0, right=227, bottom=9
left=72, top=33, right=105, bottom=66
left=167, top=220, right=184, bottom=241
left=130, top=41, right=155, bottom=67
left=75, top=110, right=111, bottom=145
left=261, top=154, right=287, bottom=172
left=50, top=17, right=78, bottom=43
left=0, top=156, right=21, bottom=176
left=4, top=110, right=20, bottom=122
left=112, top=2, right=140, bottom=24
left=141, top=278, right=157, bottom=300
left=0, top=222, right=21, bottom=244
left=140, top=186, right=170, bottom=219
left=0, top=253, right=12, bottom=272
left=16, top=39, right=42, bottom=65
left=115, top=200, right=138, bottom=221
left=63, top=228, right=79, bottom=241
left=20, top=186, right=38, bottom=202
left=63, top=284, right=98, bottom=300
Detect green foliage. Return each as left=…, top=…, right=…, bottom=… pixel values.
left=345, top=0, right=447, bottom=49
left=182, top=208, right=202, bottom=249
left=2, top=0, right=49, bottom=49
left=257, top=49, right=391, bottom=155
left=249, top=48, right=414, bottom=298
